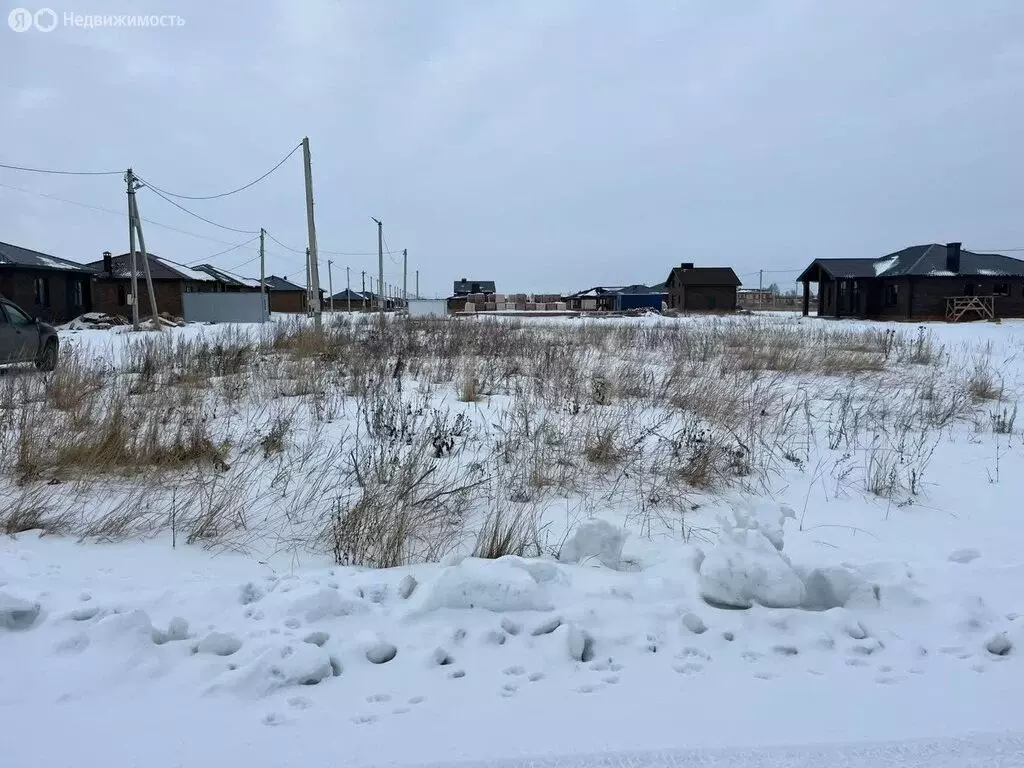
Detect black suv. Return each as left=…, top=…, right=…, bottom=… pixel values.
left=0, top=298, right=59, bottom=371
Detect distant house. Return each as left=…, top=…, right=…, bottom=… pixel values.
left=329, top=288, right=372, bottom=311
left=453, top=279, right=496, bottom=297
left=564, top=287, right=622, bottom=312
left=0, top=240, right=97, bottom=323
left=665, top=264, right=741, bottom=312
left=191, top=264, right=262, bottom=292
left=796, top=242, right=1024, bottom=321
left=613, top=284, right=668, bottom=312
left=263, top=275, right=309, bottom=314
left=86, top=251, right=220, bottom=318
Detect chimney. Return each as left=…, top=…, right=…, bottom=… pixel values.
left=102, top=250, right=112, bottom=275
left=945, top=242, right=962, bottom=274
left=680, top=262, right=694, bottom=270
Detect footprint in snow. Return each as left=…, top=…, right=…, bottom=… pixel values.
left=753, top=671, right=776, bottom=681
left=392, top=707, right=411, bottom=715
left=408, top=696, right=426, bottom=705
left=503, top=665, right=525, bottom=676
left=448, top=669, right=466, bottom=679
left=846, top=658, right=869, bottom=668
left=576, top=684, right=601, bottom=694
left=602, top=675, right=620, bottom=684
left=352, top=714, right=378, bottom=725
left=527, top=672, right=544, bottom=682
left=262, top=712, right=289, bottom=727
left=673, top=662, right=704, bottom=676
left=287, top=696, right=312, bottom=710
left=875, top=675, right=899, bottom=685
left=366, top=694, right=391, bottom=704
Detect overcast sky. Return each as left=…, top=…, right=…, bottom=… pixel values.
left=2, top=0, right=1023, bottom=295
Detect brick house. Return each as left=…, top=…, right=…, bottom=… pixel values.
left=665, top=264, right=741, bottom=312
left=264, top=275, right=318, bottom=314
left=86, top=251, right=220, bottom=319
left=0, top=240, right=97, bottom=323
left=797, top=242, right=1024, bottom=321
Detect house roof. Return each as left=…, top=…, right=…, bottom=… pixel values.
left=264, top=275, right=306, bottom=292
left=798, top=244, right=1024, bottom=282
left=330, top=288, right=369, bottom=301
left=568, top=286, right=623, bottom=298
left=453, top=279, right=496, bottom=294
left=86, top=252, right=218, bottom=282
left=0, top=241, right=97, bottom=274
left=665, top=266, right=742, bottom=287
left=616, top=284, right=667, bottom=295
left=192, top=263, right=261, bottom=288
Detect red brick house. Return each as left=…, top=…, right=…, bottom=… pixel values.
left=0, top=240, right=96, bottom=323
left=86, top=251, right=220, bottom=319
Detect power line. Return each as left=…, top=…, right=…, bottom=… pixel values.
left=265, top=229, right=400, bottom=258
left=0, top=180, right=246, bottom=248
left=187, top=235, right=261, bottom=266
left=139, top=143, right=302, bottom=200
left=137, top=178, right=260, bottom=235
left=0, top=161, right=123, bottom=176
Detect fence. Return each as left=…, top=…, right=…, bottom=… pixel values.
left=182, top=292, right=268, bottom=323
left=407, top=299, right=448, bottom=318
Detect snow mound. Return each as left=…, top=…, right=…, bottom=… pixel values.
left=559, top=520, right=626, bottom=569
left=498, top=555, right=566, bottom=585
left=0, top=591, right=41, bottom=631
left=730, top=500, right=796, bottom=552
left=214, top=643, right=333, bottom=697
left=411, top=558, right=553, bottom=613
left=197, top=632, right=243, bottom=656
left=699, top=529, right=805, bottom=609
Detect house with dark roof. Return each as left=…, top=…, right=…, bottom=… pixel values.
left=797, top=243, right=1024, bottom=321
left=191, top=264, right=262, bottom=291
left=329, top=288, right=372, bottom=311
left=452, top=279, right=496, bottom=297
left=86, top=251, right=221, bottom=318
left=262, top=275, right=327, bottom=314
left=664, top=264, right=742, bottom=312
left=0, top=240, right=98, bottom=323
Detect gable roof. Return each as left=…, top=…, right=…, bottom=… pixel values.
left=799, top=244, right=1024, bottom=282
left=86, top=252, right=218, bottom=282
left=0, top=241, right=97, bottom=274
left=264, top=275, right=306, bottom=292
left=616, top=283, right=667, bottom=295
left=453, top=279, right=496, bottom=295
left=666, top=266, right=742, bottom=287
left=330, top=288, right=369, bottom=301
left=192, top=263, right=261, bottom=288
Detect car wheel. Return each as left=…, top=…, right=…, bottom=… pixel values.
left=36, top=340, right=58, bottom=372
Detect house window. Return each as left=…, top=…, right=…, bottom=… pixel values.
left=993, top=282, right=1010, bottom=296
left=34, top=277, right=50, bottom=307
left=884, top=283, right=899, bottom=307
left=72, top=280, right=84, bottom=307
left=117, top=285, right=127, bottom=305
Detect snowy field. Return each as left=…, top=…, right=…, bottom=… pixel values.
left=1, top=312, right=1023, bottom=768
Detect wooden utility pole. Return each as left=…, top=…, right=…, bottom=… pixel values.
left=346, top=266, right=351, bottom=313
left=302, top=137, right=323, bottom=331
left=403, top=248, right=407, bottom=308
left=259, top=227, right=267, bottom=321
left=328, top=259, right=334, bottom=312
left=372, top=218, right=384, bottom=317
left=126, top=169, right=161, bottom=330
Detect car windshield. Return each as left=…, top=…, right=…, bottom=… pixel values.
left=1, top=302, right=32, bottom=326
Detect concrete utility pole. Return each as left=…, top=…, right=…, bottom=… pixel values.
left=259, top=227, right=268, bottom=321
left=759, top=270, right=763, bottom=291
left=346, top=266, right=351, bottom=313
left=416, top=269, right=419, bottom=300
left=361, top=270, right=366, bottom=309
left=302, top=137, right=323, bottom=331
left=403, top=248, right=408, bottom=308
left=371, top=217, right=384, bottom=318
left=305, top=248, right=311, bottom=316
left=328, top=259, right=334, bottom=312
left=126, top=168, right=161, bottom=330
left=126, top=169, right=140, bottom=330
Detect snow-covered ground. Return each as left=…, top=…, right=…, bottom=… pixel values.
left=1, top=313, right=1022, bottom=767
